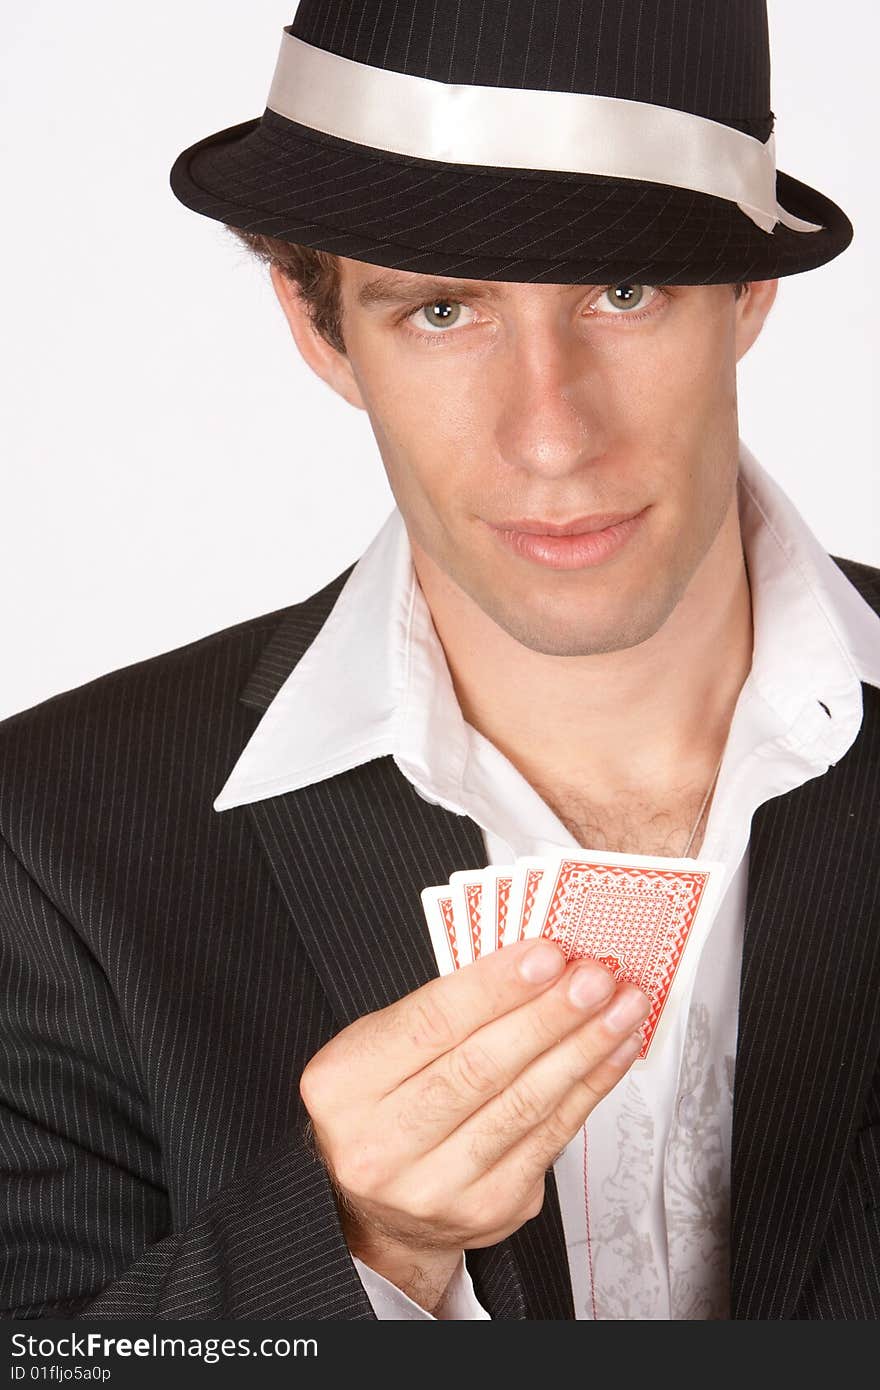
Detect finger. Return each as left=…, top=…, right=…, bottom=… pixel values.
left=463, top=1028, right=646, bottom=1238
left=442, top=983, right=651, bottom=1175
left=391, top=958, right=619, bottom=1141
left=320, top=938, right=568, bottom=1096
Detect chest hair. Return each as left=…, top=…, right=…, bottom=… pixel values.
left=534, top=781, right=712, bottom=859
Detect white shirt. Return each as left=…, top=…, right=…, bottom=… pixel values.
left=214, top=441, right=880, bottom=1319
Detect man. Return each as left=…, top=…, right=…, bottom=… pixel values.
left=1, top=0, right=878, bottom=1321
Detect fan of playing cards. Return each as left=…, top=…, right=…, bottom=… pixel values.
left=421, top=849, right=727, bottom=1062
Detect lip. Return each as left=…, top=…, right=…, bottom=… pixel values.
left=488, top=510, right=642, bottom=536
left=485, top=507, right=647, bottom=570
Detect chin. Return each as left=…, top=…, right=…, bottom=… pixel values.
left=480, top=520, right=702, bottom=655
left=505, top=625, right=656, bottom=658
left=482, top=590, right=669, bottom=657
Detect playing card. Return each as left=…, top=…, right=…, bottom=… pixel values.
left=420, top=884, right=469, bottom=974
left=448, top=869, right=486, bottom=962
left=422, top=866, right=515, bottom=974
left=479, top=865, right=515, bottom=955
left=518, top=848, right=727, bottom=1060
left=503, top=860, right=550, bottom=945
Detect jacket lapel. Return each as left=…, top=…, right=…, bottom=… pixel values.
left=238, top=592, right=575, bottom=1320
left=730, top=683, right=880, bottom=1318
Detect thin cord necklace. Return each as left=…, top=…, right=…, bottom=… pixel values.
left=582, top=743, right=726, bottom=1319
left=681, top=748, right=725, bottom=858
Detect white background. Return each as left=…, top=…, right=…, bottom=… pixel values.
left=1, top=1, right=877, bottom=719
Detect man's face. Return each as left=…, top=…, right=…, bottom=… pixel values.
left=320, top=262, right=773, bottom=656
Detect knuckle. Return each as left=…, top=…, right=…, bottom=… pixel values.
left=450, top=1039, right=500, bottom=1101
left=525, top=999, right=568, bottom=1050
left=567, top=1029, right=602, bottom=1073
left=501, top=1076, right=547, bottom=1132
left=408, top=1071, right=457, bottom=1129
left=331, top=1139, right=391, bottom=1199
left=405, top=1175, right=451, bottom=1228
left=538, top=1104, right=578, bottom=1157
left=470, top=1167, right=546, bottom=1237
left=299, top=1053, right=331, bottom=1114
left=407, top=995, right=457, bottom=1054
left=461, top=1184, right=507, bottom=1237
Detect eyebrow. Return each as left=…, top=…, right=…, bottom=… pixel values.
left=354, top=273, right=595, bottom=310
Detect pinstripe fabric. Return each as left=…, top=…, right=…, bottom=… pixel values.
left=0, top=553, right=877, bottom=1318
left=728, top=554, right=880, bottom=1320
left=169, top=1, right=853, bottom=284
left=731, top=679, right=880, bottom=1318
left=0, top=602, right=366, bottom=1319
left=247, top=759, right=568, bottom=1318
left=295, top=0, right=772, bottom=128
left=797, top=1119, right=880, bottom=1318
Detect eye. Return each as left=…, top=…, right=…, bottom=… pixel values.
left=593, top=284, right=654, bottom=314
left=409, top=299, right=476, bottom=332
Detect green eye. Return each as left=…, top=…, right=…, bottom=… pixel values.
left=604, top=284, right=644, bottom=310
left=421, top=300, right=462, bottom=329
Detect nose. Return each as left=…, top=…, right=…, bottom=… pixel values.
left=493, top=325, right=607, bottom=479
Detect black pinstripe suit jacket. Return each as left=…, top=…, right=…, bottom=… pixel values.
left=1, top=554, right=879, bottom=1321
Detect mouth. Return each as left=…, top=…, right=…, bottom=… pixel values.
left=483, top=507, right=648, bottom=571
left=487, top=510, right=642, bottom=536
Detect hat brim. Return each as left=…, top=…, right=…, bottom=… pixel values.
left=170, top=108, right=853, bottom=284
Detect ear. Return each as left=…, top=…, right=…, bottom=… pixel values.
left=734, top=278, right=779, bottom=363
left=269, top=263, right=366, bottom=410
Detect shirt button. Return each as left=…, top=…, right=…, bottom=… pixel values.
left=677, top=1092, right=698, bottom=1132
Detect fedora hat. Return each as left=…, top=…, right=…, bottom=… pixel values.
left=170, top=0, right=853, bottom=284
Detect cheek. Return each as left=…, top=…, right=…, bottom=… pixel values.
left=347, top=376, right=474, bottom=561
left=608, top=320, right=737, bottom=461
left=354, top=351, right=484, bottom=499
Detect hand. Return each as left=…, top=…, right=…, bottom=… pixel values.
left=300, top=938, right=650, bottom=1312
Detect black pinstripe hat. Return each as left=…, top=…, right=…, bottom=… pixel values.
left=169, top=0, right=853, bottom=284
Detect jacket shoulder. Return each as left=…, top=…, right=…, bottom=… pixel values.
left=0, top=567, right=353, bottom=736
left=0, top=565, right=353, bottom=835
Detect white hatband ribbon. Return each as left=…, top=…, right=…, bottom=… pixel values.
left=266, top=31, right=822, bottom=236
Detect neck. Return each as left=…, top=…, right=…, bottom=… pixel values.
left=411, top=499, right=753, bottom=804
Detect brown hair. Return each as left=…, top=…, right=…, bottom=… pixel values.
left=227, top=228, right=347, bottom=354
left=226, top=225, right=749, bottom=354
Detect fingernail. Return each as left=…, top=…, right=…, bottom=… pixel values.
left=568, top=962, right=615, bottom=1010
left=518, top=942, right=565, bottom=984
left=607, top=1031, right=644, bottom=1067
left=603, top=986, right=652, bottom=1033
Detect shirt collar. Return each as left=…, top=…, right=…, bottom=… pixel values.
left=213, top=503, right=470, bottom=811
left=214, top=441, right=880, bottom=814
left=737, top=442, right=880, bottom=749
